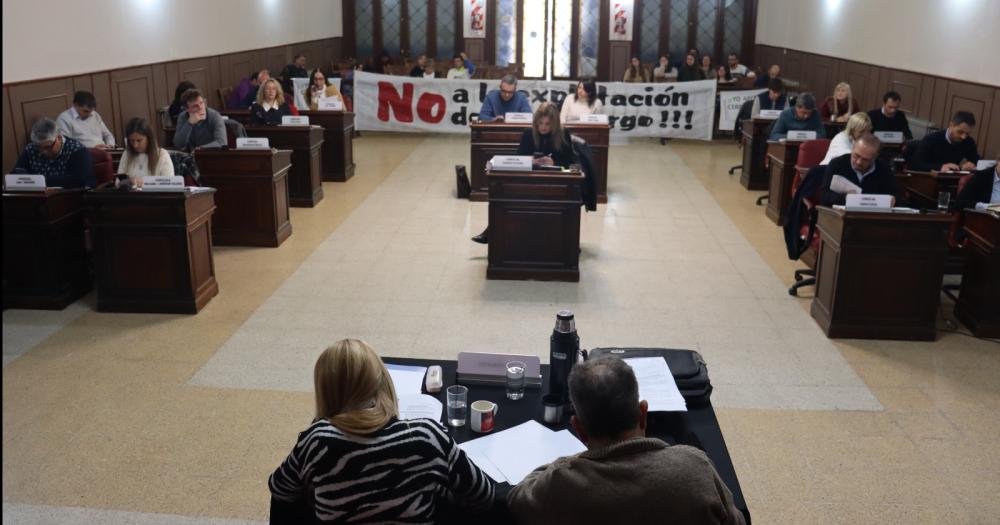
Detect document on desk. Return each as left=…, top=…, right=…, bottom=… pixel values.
left=623, top=357, right=688, bottom=412
left=385, top=364, right=427, bottom=396
left=397, top=394, right=443, bottom=422
left=458, top=420, right=586, bottom=485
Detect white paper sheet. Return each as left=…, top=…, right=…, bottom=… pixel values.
left=622, top=357, right=688, bottom=412
left=397, top=394, right=442, bottom=422
left=385, top=364, right=427, bottom=396
left=975, top=159, right=997, bottom=170
left=458, top=420, right=587, bottom=485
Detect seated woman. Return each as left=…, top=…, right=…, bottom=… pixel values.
left=623, top=56, right=649, bottom=83
left=699, top=55, right=714, bottom=79
left=652, top=55, right=677, bottom=81
left=678, top=54, right=705, bottom=82
left=560, top=79, right=604, bottom=123
left=305, top=68, right=346, bottom=111
left=117, top=117, right=174, bottom=188
left=820, top=111, right=873, bottom=165
left=820, top=82, right=861, bottom=123
left=716, top=66, right=734, bottom=84
left=472, top=103, right=580, bottom=244
left=269, top=339, right=495, bottom=523
left=248, top=78, right=298, bottom=126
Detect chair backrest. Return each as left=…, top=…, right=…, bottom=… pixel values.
left=89, top=148, right=114, bottom=187
left=224, top=119, right=247, bottom=148
left=796, top=139, right=832, bottom=169
left=218, top=87, right=233, bottom=110
left=734, top=99, right=755, bottom=142
left=168, top=149, right=200, bottom=186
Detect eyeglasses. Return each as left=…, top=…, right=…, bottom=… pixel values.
left=500, top=88, right=516, bottom=96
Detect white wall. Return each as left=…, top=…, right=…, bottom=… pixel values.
left=2, top=0, right=343, bottom=83
left=756, top=0, right=1000, bottom=86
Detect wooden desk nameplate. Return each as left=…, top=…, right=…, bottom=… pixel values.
left=85, top=188, right=219, bottom=314
left=195, top=149, right=293, bottom=247
left=244, top=126, right=325, bottom=207
left=470, top=122, right=609, bottom=204
left=3, top=189, right=91, bottom=309
left=765, top=140, right=803, bottom=225
left=811, top=206, right=952, bottom=341
left=740, top=118, right=775, bottom=191
left=486, top=168, right=584, bottom=282
left=955, top=210, right=1000, bottom=337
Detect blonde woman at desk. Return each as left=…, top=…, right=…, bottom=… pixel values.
left=560, top=79, right=604, bottom=124
left=116, top=117, right=173, bottom=188
left=304, top=68, right=345, bottom=111
left=820, top=112, right=872, bottom=165
left=268, top=338, right=495, bottom=523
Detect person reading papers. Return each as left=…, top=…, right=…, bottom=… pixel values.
left=14, top=118, right=95, bottom=189
left=55, top=91, right=116, bottom=149
left=478, top=74, right=532, bottom=122
left=768, top=93, right=826, bottom=141
left=911, top=110, right=980, bottom=172
left=508, top=357, right=745, bottom=525
left=821, top=133, right=897, bottom=207
left=268, top=339, right=494, bottom=523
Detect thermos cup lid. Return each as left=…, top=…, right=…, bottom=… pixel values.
left=557, top=310, right=574, bottom=320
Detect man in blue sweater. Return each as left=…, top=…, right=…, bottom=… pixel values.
left=14, top=118, right=95, bottom=189
left=478, top=74, right=532, bottom=122
left=768, top=92, right=826, bottom=140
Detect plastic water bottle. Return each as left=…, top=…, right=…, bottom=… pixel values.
left=549, top=310, right=579, bottom=403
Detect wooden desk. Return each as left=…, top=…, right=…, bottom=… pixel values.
left=895, top=171, right=962, bottom=209
left=195, top=149, right=293, bottom=247
left=955, top=209, right=1000, bottom=337
left=469, top=122, right=609, bottom=203
left=298, top=111, right=356, bottom=182
left=85, top=188, right=219, bottom=313
left=243, top=125, right=325, bottom=207
left=486, top=168, right=584, bottom=282
left=740, top=117, right=776, bottom=191
left=811, top=207, right=952, bottom=340
left=823, top=121, right=845, bottom=140
left=765, top=140, right=803, bottom=225
left=3, top=189, right=90, bottom=309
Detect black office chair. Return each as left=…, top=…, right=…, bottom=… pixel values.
left=730, top=99, right=755, bottom=175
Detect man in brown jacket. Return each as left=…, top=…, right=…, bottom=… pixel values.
left=508, top=357, right=745, bottom=525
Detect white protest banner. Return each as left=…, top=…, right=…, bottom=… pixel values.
left=719, top=89, right=765, bottom=131
left=353, top=72, right=716, bottom=140
left=292, top=77, right=342, bottom=111
left=464, top=0, right=487, bottom=38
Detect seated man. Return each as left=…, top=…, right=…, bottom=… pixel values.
left=446, top=52, right=476, bottom=79
left=957, top=156, right=1000, bottom=210
left=726, top=53, right=756, bottom=79
left=867, top=91, right=912, bottom=140
left=14, top=118, right=95, bottom=189
left=910, top=110, right=980, bottom=172
left=280, top=54, right=308, bottom=93
left=172, top=88, right=227, bottom=151
left=478, top=74, right=531, bottom=122
left=768, top=93, right=825, bottom=140
left=508, top=357, right=745, bottom=525
left=55, top=91, right=116, bottom=149
left=751, top=78, right=786, bottom=116
left=753, top=64, right=780, bottom=88
left=228, top=69, right=269, bottom=109
left=821, top=133, right=897, bottom=207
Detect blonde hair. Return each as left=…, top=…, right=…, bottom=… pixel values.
left=830, top=82, right=853, bottom=120
left=314, top=339, right=398, bottom=435
left=845, top=112, right=872, bottom=140
left=256, top=78, right=285, bottom=106
left=532, top=102, right=564, bottom=152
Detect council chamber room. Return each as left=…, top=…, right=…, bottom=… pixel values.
left=2, top=0, right=999, bottom=523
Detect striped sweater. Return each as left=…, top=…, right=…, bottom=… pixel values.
left=269, top=418, right=494, bottom=523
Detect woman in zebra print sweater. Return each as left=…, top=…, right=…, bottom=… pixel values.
left=269, top=339, right=495, bottom=523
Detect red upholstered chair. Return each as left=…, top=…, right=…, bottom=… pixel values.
left=789, top=139, right=830, bottom=201
left=786, top=144, right=829, bottom=297
left=90, top=148, right=115, bottom=188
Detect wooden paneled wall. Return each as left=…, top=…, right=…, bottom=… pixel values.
left=3, top=38, right=342, bottom=174
left=756, top=44, right=1000, bottom=158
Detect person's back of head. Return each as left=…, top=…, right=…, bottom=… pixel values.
left=796, top=92, right=817, bottom=111
left=314, top=338, right=398, bottom=435
left=31, top=117, right=59, bottom=145
left=568, top=357, right=642, bottom=443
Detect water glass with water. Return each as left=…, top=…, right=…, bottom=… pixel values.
left=506, top=361, right=526, bottom=400
left=937, top=191, right=951, bottom=212
left=446, top=385, right=468, bottom=427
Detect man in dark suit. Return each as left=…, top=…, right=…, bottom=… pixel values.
left=867, top=91, right=912, bottom=140
left=910, top=110, right=980, bottom=172
left=821, top=133, right=897, bottom=207
left=957, top=157, right=1000, bottom=210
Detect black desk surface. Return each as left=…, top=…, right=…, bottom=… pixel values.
left=384, top=356, right=751, bottom=524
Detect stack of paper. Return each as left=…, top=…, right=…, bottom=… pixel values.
left=397, top=395, right=443, bottom=421
left=385, top=364, right=444, bottom=422
left=385, top=363, right=426, bottom=396
left=458, top=420, right=587, bottom=484
left=622, top=357, right=688, bottom=412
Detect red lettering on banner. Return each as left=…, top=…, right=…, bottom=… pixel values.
left=377, top=82, right=414, bottom=122
left=416, top=93, right=447, bottom=123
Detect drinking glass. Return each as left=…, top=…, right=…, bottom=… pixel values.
left=937, top=191, right=951, bottom=212
left=446, top=385, right=468, bottom=427
left=505, top=361, right=526, bottom=400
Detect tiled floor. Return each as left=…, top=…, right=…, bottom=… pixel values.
left=3, top=134, right=998, bottom=524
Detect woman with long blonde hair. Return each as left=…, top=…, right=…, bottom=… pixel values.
left=269, top=339, right=494, bottom=522
left=820, top=82, right=861, bottom=123
left=821, top=112, right=873, bottom=165
left=248, top=78, right=298, bottom=125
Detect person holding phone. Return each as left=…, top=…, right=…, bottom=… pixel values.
left=116, top=117, right=173, bottom=188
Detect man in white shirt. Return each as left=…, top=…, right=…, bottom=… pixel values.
left=55, top=91, right=116, bottom=149
left=726, top=54, right=755, bottom=80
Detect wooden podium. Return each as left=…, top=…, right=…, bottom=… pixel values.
left=3, top=189, right=90, bottom=309
left=740, top=117, right=776, bottom=191
left=298, top=111, right=356, bottom=182
left=469, top=122, right=609, bottom=203
left=486, top=168, right=584, bottom=282
left=244, top=125, right=325, bottom=207
left=195, top=149, right=293, bottom=247
left=85, top=188, right=219, bottom=313
left=765, top=140, right=803, bottom=225
left=955, top=209, right=1000, bottom=337
left=811, top=207, right=952, bottom=340
left=895, top=170, right=962, bottom=209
